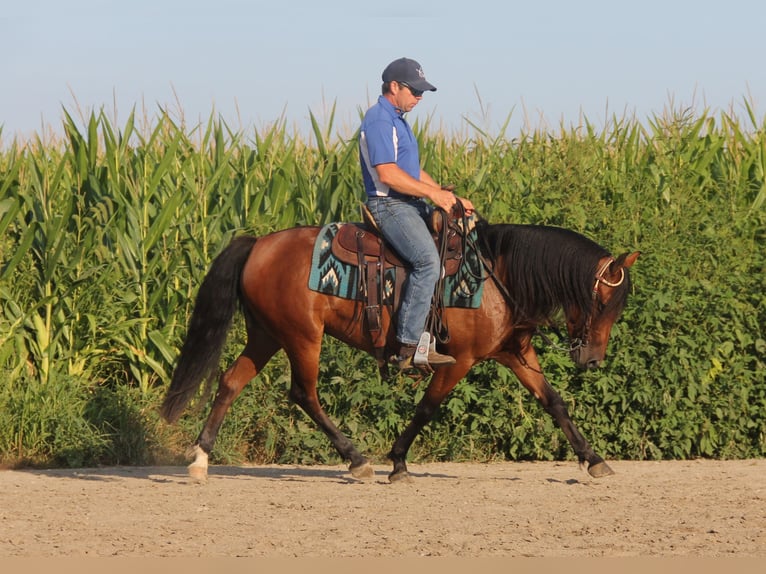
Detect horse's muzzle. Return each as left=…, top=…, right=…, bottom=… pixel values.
left=570, top=346, right=604, bottom=370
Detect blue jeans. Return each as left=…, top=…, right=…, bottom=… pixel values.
left=366, top=196, right=439, bottom=346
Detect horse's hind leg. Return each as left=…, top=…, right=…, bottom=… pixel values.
left=189, top=330, right=280, bottom=481
left=286, top=344, right=374, bottom=480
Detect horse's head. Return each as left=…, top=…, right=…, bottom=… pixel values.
left=565, top=251, right=640, bottom=369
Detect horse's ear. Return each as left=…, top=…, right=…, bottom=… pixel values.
left=612, top=251, right=641, bottom=270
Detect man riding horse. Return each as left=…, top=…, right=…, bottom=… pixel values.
left=359, top=57, right=474, bottom=370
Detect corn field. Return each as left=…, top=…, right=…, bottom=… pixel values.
left=1, top=101, right=764, bottom=468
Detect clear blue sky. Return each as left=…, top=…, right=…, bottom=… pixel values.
left=2, top=0, right=763, bottom=141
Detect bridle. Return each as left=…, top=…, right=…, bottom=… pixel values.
left=568, top=258, right=625, bottom=354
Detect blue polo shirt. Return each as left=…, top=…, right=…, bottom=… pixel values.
left=359, top=96, right=420, bottom=199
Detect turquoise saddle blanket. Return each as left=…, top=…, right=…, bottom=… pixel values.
left=307, top=221, right=484, bottom=309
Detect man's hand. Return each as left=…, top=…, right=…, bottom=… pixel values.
left=439, top=185, right=475, bottom=215
left=457, top=196, right=475, bottom=215
left=430, top=187, right=459, bottom=212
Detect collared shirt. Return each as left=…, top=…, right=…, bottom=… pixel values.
left=359, top=95, right=420, bottom=199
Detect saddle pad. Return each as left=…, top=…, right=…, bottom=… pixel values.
left=308, top=222, right=484, bottom=308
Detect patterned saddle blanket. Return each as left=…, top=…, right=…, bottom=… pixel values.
left=307, top=218, right=485, bottom=309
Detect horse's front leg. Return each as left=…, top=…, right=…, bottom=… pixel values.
left=504, top=348, right=614, bottom=478
left=387, top=368, right=467, bottom=483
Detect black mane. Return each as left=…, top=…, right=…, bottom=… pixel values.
left=475, top=221, right=629, bottom=326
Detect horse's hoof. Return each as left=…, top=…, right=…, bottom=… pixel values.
left=588, top=461, right=615, bottom=478
left=188, top=463, right=208, bottom=483
left=388, top=470, right=414, bottom=484
left=349, top=461, right=374, bottom=480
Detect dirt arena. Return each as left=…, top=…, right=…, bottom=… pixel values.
left=1, top=459, right=763, bottom=558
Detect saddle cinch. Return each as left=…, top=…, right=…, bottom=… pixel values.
left=330, top=204, right=466, bottom=370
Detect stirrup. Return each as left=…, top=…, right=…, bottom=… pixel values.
left=413, top=332, right=433, bottom=367
left=414, top=333, right=456, bottom=368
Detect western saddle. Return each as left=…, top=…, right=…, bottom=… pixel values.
left=329, top=204, right=466, bottom=373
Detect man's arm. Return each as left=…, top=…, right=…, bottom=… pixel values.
left=375, top=163, right=473, bottom=213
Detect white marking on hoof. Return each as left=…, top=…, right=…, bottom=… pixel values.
left=186, top=444, right=209, bottom=482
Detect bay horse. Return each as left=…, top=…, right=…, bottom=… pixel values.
left=160, top=216, right=639, bottom=482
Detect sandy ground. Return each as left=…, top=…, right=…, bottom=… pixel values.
left=0, top=459, right=764, bottom=558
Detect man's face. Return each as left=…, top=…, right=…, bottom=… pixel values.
left=390, top=80, right=423, bottom=113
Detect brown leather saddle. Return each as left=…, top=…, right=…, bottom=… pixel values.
left=329, top=205, right=466, bottom=367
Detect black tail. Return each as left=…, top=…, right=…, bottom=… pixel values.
left=160, top=235, right=258, bottom=423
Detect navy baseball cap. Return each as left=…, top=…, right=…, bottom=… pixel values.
left=381, top=58, right=437, bottom=92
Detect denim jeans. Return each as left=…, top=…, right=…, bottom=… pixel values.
left=366, top=196, right=439, bottom=346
